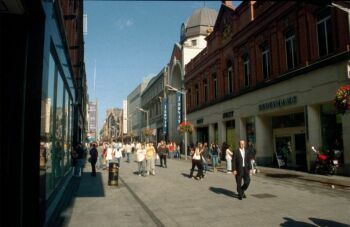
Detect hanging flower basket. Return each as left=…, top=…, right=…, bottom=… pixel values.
left=334, top=85, right=350, bottom=114
left=177, top=121, right=194, bottom=134
left=142, top=128, right=154, bottom=137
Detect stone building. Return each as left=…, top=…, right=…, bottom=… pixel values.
left=167, top=7, right=218, bottom=142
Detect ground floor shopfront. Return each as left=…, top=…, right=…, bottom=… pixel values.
left=188, top=60, right=350, bottom=175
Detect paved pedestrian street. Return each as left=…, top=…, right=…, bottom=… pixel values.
left=59, top=157, right=350, bottom=227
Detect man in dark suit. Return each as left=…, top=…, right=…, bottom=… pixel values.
left=233, top=140, right=252, bottom=200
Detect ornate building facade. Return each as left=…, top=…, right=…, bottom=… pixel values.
left=185, top=1, right=350, bottom=174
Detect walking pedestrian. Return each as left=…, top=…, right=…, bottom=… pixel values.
left=146, top=143, right=156, bottom=175
left=73, top=143, right=85, bottom=177
left=125, top=143, right=132, bottom=163
left=158, top=141, right=168, bottom=168
left=247, top=140, right=257, bottom=174
left=113, top=144, right=123, bottom=166
left=226, top=144, right=233, bottom=173
left=202, top=143, right=209, bottom=173
left=175, top=142, right=180, bottom=159
left=136, top=144, right=146, bottom=176
left=233, top=140, right=252, bottom=200
left=210, top=143, right=219, bottom=172
left=106, top=144, right=114, bottom=170
left=89, top=143, right=98, bottom=177
left=189, top=144, right=204, bottom=180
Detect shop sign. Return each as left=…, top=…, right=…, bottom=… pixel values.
left=197, top=118, right=203, bottom=124
left=223, top=111, right=234, bottom=119
left=259, top=96, right=297, bottom=111
left=163, top=98, right=168, bottom=136
left=176, top=91, right=182, bottom=125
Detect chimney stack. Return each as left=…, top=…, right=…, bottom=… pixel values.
left=221, top=1, right=233, bottom=8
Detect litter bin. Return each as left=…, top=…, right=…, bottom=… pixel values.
left=108, top=162, right=119, bottom=186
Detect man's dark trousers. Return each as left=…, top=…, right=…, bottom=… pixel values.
left=235, top=167, right=250, bottom=197
left=160, top=155, right=167, bottom=167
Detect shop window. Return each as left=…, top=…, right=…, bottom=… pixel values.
left=243, top=55, right=250, bottom=87
left=317, top=9, right=333, bottom=57
left=272, top=112, right=305, bottom=129
left=41, top=53, right=56, bottom=199
left=285, top=29, right=297, bottom=70
left=55, top=72, right=65, bottom=180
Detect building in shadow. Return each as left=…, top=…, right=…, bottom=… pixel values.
left=0, top=0, right=87, bottom=226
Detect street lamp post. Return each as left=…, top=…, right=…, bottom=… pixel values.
left=165, top=84, right=188, bottom=160
left=137, top=107, right=150, bottom=142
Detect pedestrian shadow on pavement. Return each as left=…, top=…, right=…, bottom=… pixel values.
left=209, top=187, right=238, bottom=198
left=280, top=217, right=349, bottom=227
left=309, top=217, right=349, bottom=227
left=75, top=172, right=105, bottom=197
left=280, top=217, right=315, bottom=227
left=182, top=173, right=199, bottom=179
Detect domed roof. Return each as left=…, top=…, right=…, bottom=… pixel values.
left=182, top=7, right=218, bottom=40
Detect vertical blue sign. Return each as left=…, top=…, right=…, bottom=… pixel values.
left=163, top=97, right=168, bottom=136
left=176, top=92, right=182, bottom=125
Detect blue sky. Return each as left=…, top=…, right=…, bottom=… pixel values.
left=84, top=1, right=240, bottom=130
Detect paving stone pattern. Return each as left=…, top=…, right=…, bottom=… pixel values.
left=63, top=155, right=350, bottom=227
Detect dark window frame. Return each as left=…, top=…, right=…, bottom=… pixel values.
left=316, top=8, right=333, bottom=57
left=242, top=54, right=250, bottom=88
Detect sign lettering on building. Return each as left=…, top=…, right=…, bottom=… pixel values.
left=259, top=96, right=297, bottom=111
left=176, top=91, right=182, bottom=125
left=163, top=98, right=168, bottom=136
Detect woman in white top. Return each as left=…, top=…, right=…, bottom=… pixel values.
left=136, top=144, right=146, bottom=176
left=189, top=144, right=204, bottom=180
left=226, top=144, right=233, bottom=173
left=106, top=144, right=114, bottom=169
left=113, top=145, right=123, bottom=166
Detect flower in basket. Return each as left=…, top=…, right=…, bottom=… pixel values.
left=334, top=85, right=350, bottom=114
left=142, top=128, right=154, bottom=137
left=177, top=121, right=194, bottom=134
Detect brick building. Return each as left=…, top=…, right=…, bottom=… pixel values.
left=185, top=1, right=350, bottom=174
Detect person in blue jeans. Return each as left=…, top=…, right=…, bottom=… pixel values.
left=73, top=143, right=85, bottom=177
left=210, top=143, right=219, bottom=172
left=202, top=143, right=209, bottom=173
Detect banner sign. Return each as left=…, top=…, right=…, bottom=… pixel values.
left=176, top=92, right=182, bottom=125
left=88, top=102, right=97, bottom=132
left=163, top=98, right=168, bottom=136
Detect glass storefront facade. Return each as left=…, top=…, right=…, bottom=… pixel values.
left=40, top=53, right=73, bottom=201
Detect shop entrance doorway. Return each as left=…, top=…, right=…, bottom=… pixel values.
left=273, top=127, right=307, bottom=170
left=197, top=127, right=208, bottom=144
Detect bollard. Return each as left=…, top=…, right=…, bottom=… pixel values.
left=108, top=162, right=119, bottom=186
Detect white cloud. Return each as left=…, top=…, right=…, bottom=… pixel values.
left=115, top=18, right=134, bottom=29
